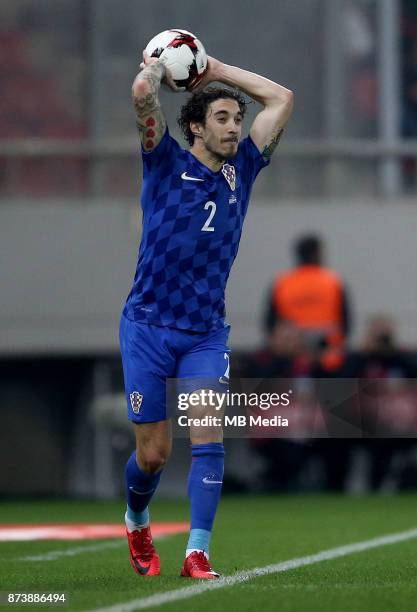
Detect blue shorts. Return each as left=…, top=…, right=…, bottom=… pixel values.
left=119, top=313, right=231, bottom=423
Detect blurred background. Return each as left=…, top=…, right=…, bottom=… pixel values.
left=1, top=0, right=417, bottom=500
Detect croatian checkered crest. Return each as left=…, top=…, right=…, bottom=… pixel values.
left=130, top=391, right=143, bottom=414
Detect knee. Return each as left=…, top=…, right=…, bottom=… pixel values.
left=136, top=448, right=169, bottom=474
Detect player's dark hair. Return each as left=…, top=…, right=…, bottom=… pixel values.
left=294, top=234, right=322, bottom=265
left=178, top=86, right=247, bottom=146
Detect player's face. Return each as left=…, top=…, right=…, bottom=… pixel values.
left=200, top=99, right=243, bottom=159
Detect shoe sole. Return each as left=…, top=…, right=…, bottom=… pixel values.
left=180, top=570, right=219, bottom=579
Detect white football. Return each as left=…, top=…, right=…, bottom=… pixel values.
left=145, top=29, right=208, bottom=91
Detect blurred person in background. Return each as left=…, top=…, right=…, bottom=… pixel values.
left=401, top=24, right=417, bottom=189
left=401, top=0, right=417, bottom=188
left=343, top=315, right=417, bottom=380
left=247, top=319, right=353, bottom=492
left=249, top=320, right=317, bottom=380
left=246, top=320, right=319, bottom=491
left=264, top=234, right=352, bottom=372
left=343, top=315, right=417, bottom=490
left=343, top=0, right=378, bottom=137
left=402, top=39, right=417, bottom=140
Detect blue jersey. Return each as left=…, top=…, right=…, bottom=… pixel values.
left=123, top=128, right=269, bottom=332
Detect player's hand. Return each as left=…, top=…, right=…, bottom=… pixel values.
left=139, top=50, right=181, bottom=92
left=189, top=56, right=223, bottom=93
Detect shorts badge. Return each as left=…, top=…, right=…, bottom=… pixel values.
left=130, top=391, right=143, bottom=414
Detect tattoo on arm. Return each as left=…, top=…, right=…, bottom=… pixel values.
left=261, top=127, right=284, bottom=159
left=133, top=62, right=167, bottom=150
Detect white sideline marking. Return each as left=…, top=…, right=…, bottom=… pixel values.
left=88, top=527, right=417, bottom=612
left=20, top=540, right=125, bottom=562
left=20, top=535, right=171, bottom=562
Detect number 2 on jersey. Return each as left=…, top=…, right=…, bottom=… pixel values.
left=201, top=201, right=216, bottom=232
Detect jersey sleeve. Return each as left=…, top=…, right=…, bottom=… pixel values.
left=141, top=127, right=180, bottom=176
left=237, top=135, right=271, bottom=184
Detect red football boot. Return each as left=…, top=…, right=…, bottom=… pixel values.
left=126, top=526, right=160, bottom=576
left=180, top=551, right=220, bottom=579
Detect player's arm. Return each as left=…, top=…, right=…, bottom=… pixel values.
left=195, top=57, right=294, bottom=159
left=131, top=53, right=179, bottom=151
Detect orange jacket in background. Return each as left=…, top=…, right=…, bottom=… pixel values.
left=273, top=264, right=345, bottom=350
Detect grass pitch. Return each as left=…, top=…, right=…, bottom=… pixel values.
left=1, top=495, right=417, bottom=611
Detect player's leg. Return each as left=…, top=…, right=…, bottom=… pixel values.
left=181, top=394, right=224, bottom=578
left=120, top=315, right=175, bottom=576
left=125, top=420, right=172, bottom=576
left=125, top=420, right=172, bottom=530
left=176, top=326, right=230, bottom=578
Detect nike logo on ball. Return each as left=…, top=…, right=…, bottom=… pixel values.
left=181, top=172, right=204, bottom=182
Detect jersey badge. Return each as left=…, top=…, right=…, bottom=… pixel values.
left=221, top=163, right=236, bottom=191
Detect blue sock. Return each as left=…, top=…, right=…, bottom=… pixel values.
left=125, top=451, right=161, bottom=525
left=186, top=443, right=224, bottom=555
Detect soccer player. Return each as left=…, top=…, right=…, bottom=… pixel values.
left=120, top=50, right=293, bottom=578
